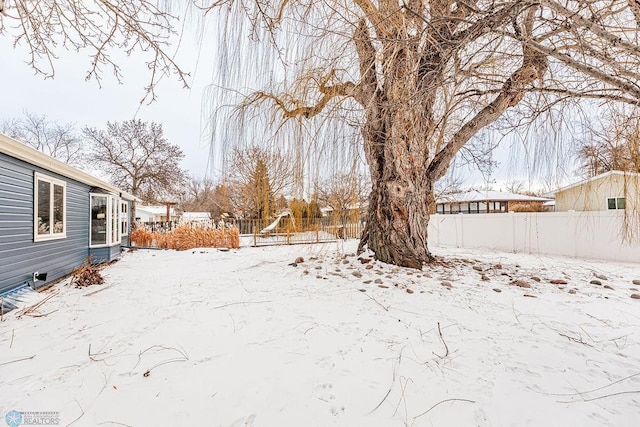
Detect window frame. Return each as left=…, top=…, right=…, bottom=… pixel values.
left=33, top=172, right=67, bottom=242
left=607, top=197, right=625, bottom=210
left=89, top=193, right=121, bottom=248
left=121, top=201, right=129, bottom=236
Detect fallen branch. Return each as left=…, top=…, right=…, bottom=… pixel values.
left=412, top=398, right=476, bottom=421
left=10, top=329, right=14, bottom=348
left=17, top=290, right=60, bottom=318
left=0, top=354, right=36, bottom=366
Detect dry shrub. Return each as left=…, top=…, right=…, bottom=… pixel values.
left=130, top=228, right=153, bottom=247
left=132, top=226, right=240, bottom=250
left=509, top=201, right=544, bottom=212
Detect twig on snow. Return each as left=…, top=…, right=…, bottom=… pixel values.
left=24, top=309, right=59, bottom=318
left=18, top=290, right=60, bottom=318
left=557, top=332, right=594, bottom=347
left=412, top=398, right=476, bottom=422
left=10, top=329, right=14, bottom=348
left=546, top=372, right=640, bottom=397
left=84, top=285, right=113, bottom=297
left=363, top=292, right=389, bottom=311
left=98, top=422, right=133, bottom=427
left=0, top=354, right=36, bottom=366
left=558, top=390, right=640, bottom=403
left=393, top=376, right=413, bottom=418
left=132, top=345, right=189, bottom=376
left=368, top=347, right=404, bottom=415
left=433, top=322, right=449, bottom=359
left=211, top=300, right=272, bottom=310
left=66, top=400, right=84, bottom=426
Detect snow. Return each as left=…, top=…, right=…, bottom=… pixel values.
left=1, top=241, right=640, bottom=426
left=436, top=189, right=552, bottom=203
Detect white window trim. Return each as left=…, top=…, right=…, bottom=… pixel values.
left=121, top=201, right=129, bottom=236
left=606, top=196, right=625, bottom=210
left=34, top=172, right=67, bottom=242
left=89, top=193, right=122, bottom=248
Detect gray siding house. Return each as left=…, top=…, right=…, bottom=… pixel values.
left=0, top=133, right=135, bottom=296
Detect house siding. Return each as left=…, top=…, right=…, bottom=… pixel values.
left=89, top=244, right=122, bottom=264
left=0, top=152, right=90, bottom=293
left=555, top=174, right=640, bottom=212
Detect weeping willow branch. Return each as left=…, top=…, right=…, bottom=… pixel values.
left=248, top=81, right=358, bottom=119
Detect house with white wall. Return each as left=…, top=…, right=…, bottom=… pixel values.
left=552, top=171, right=640, bottom=212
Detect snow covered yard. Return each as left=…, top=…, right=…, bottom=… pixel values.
left=1, top=241, right=640, bottom=426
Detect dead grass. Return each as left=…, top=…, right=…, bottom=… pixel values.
left=130, top=226, right=240, bottom=250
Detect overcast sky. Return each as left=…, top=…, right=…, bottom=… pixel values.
left=0, top=23, right=217, bottom=179
left=0, top=17, right=578, bottom=193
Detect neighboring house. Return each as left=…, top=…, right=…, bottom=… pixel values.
left=552, top=170, right=640, bottom=212
left=320, top=202, right=368, bottom=222
left=435, top=190, right=552, bottom=214
left=0, top=133, right=135, bottom=296
left=181, top=212, right=212, bottom=223
left=136, top=205, right=176, bottom=222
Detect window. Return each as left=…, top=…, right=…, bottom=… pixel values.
left=488, top=201, right=507, bottom=212
left=34, top=173, right=66, bottom=241
left=607, top=197, right=625, bottom=210
left=90, top=194, right=121, bottom=247
left=121, top=202, right=129, bottom=236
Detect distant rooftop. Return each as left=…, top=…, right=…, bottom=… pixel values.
left=137, top=205, right=175, bottom=215
left=437, top=190, right=552, bottom=204
left=182, top=212, right=211, bottom=220
left=546, top=170, right=640, bottom=197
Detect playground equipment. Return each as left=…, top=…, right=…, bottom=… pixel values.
left=260, top=210, right=295, bottom=235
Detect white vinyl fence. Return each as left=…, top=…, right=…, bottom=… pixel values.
left=428, top=210, right=640, bottom=263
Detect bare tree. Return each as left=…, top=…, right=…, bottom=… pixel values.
left=318, top=173, right=369, bottom=223
left=1, top=111, right=82, bottom=165
left=179, top=177, right=233, bottom=219
left=578, top=110, right=640, bottom=177
left=0, top=1, right=189, bottom=103
left=83, top=119, right=188, bottom=220
left=504, top=181, right=526, bottom=195
left=205, top=0, right=640, bottom=267
left=229, top=145, right=293, bottom=219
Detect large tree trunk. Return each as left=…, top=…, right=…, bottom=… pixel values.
left=357, top=107, right=438, bottom=269
left=360, top=175, right=435, bottom=269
